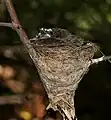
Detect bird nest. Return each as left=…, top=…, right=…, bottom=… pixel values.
left=29, top=28, right=98, bottom=120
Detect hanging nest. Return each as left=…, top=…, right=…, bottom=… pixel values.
left=29, top=28, right=98, bottom=120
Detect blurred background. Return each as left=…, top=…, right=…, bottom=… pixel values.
left=0, top=0, right=111, bottom=120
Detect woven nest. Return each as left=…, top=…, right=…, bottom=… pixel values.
left=29, top=28, right=98, bottom=120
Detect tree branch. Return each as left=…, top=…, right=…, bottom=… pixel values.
left=4, top=0, right=29, bottom=44
left=92, top=55, right=111, bottom=64
left=0, top=22, right=13, bottom=28
left=5, top=0, right=20, bottom=25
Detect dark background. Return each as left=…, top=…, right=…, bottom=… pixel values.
left=0, top=0, right=111, bottom=120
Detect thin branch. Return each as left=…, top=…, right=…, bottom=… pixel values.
left=4, top=0, right=29, bottom=43
left=5, top=0, right=21, bottom=27
left=92, top=55, right=111, bottom=64
left=0, top=95, right=23, bottom=104
left=0, top=22, right=13, bottom=28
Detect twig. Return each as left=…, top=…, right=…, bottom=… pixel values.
left=92, top=55, right=111, bottom=64
left=0, top=95, right=23, bottom=104
left=0, top=22, right=13, bottom=28
left=4, top=0, right=29, bottom=44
